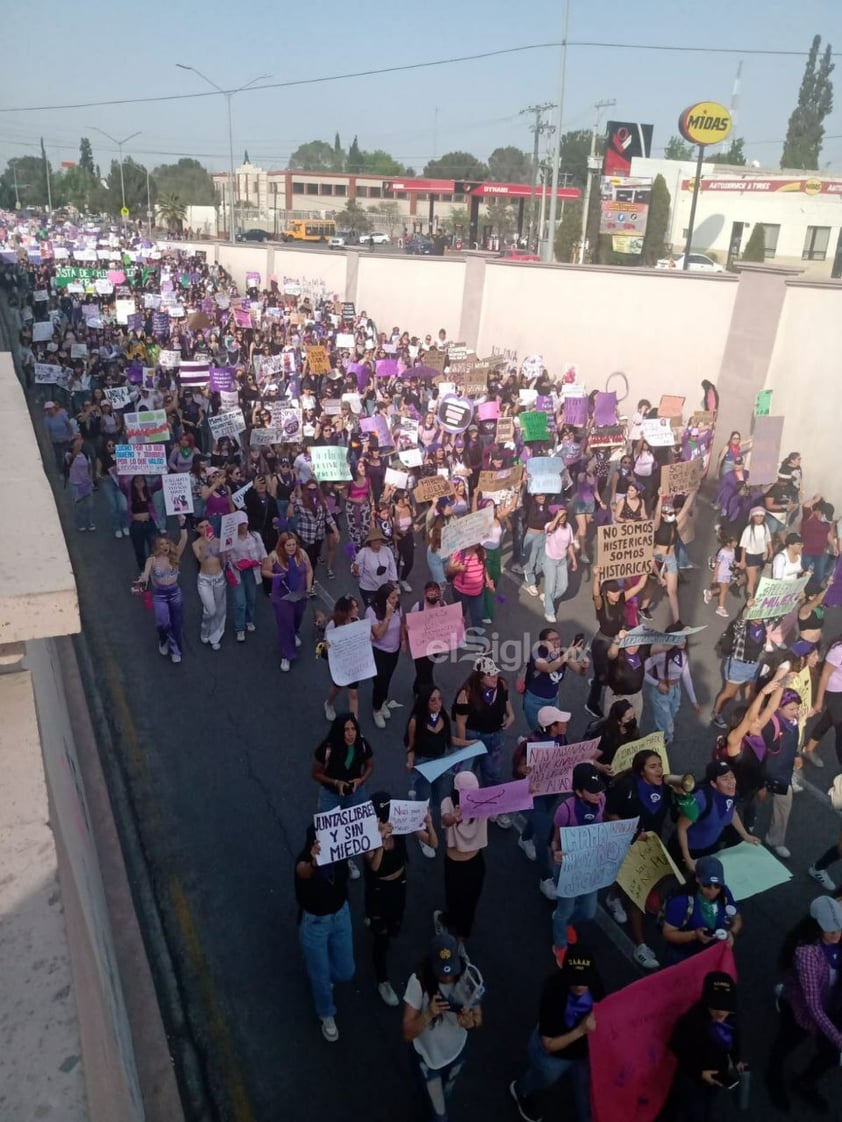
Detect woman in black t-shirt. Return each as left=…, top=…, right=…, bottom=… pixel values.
left=312, top=714, right=375, bottom=879
left=452, top=657, right=515, bottom=819
left=586, top=567, right=649, bottom=718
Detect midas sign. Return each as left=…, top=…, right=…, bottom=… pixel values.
left=678, top=102, right=733, bottom=146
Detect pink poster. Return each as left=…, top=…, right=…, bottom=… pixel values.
left=590, top=943, right=736, bottom=1122
left=563, top=395, right=589, bottom=428
left=459, top=778, right=534, bottom=818
left=477, top=400, right=500, bottom=421
left=405, top=602, right=465, bottom=659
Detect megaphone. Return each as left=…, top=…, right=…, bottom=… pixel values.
left=665, top=773, right=695, bottom=793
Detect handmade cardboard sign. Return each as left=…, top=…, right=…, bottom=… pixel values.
left=597, top=520, right=655, bottom=582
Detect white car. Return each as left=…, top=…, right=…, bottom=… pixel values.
left=655, top=253, right=724, bottom=273
left=359, top=231, right=390, bottom=245
left=329, top=231, right=353, bottom=249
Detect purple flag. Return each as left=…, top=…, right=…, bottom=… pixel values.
left=594, top=391, right=617, bottom=428
left=563, top=396, right=589, bottom=428
left=825, top=558, right=842, bottom=608
left=376, top=358, right=399, bottom=379
left=209, top=367, right=236, bottom=392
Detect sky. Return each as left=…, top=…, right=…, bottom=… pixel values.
left=2, top=0, right=842, bottom=180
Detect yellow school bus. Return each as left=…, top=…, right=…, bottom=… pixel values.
left=281, top=219, right=336, bottom=242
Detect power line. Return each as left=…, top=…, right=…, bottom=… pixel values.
left=0, top=39, right=836, bottom=114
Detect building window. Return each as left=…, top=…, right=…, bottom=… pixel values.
left=319, top=183, right=333, bottom=196
left=356, top=186, right=368, bottom=198
left=440, top=193, right=453, bottom=202
left=306, top=183, right=319, bottom=196
left=292, top=181, right=305, bottom=194
left=334, top=184, right=346, bottom=197
left=397, top=191, right=408, bottom=200
left=757, top=223, right=780, bottom=259
left=368, top=187, right=381, bottom=199
left=454, top=193, right=464, bottom=203
left=803, top=226, right=831, bottom=261
left=417, top=193, right=428, bottom=201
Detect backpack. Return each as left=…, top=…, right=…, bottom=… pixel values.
left=715, top=619, right=736, bottom=659
left=656, top=889, right=695, bottom=931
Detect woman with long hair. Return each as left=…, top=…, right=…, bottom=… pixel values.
left=391, top=488, right=416, bottom=592
left=405, top=686, right=467, bottom=854
left=766, top=896, right=842, bottom=1113
left=452, top=657, right=515, bottom=821
left=643, top=621, right=701, bottom=747
left=262, top=530, right=312, bottom=672
left=312, top=713, right=375, bottom=883
left=587, top=699, right=639, bottom=770
left=225, top=512, right=266, bottom=643
left=139, top=519, right=189, bottom=664
left=802, top=635, right=842, bottom=768
left=123, top=474, right=161, bottom=572
left=365, top=582, right=406, bottom=728
left=323, top=595, right=362, bottom=720
left=192, top=517, right=228, bottom=651
left=95, top=435, right=130, bottom=538
left=446, top=543, right=490, bottom=630
left=346, top=457, right=374, bottom=550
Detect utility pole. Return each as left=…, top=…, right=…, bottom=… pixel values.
left=536, top=125, right=556, bottom=247
left=577, top=98, right=615, bottom=265
left=520, top=102, right=555, bottom=248
left=543, top=0, right=571, bottom=263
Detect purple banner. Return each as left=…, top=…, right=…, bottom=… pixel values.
left=563, top=396, right=589, bottom=427
left=348, top=361, right=369, bottom=393
left=152, top=310, right=170, bottom=338
left=209, top=367, right=236, bottom=392
left=360, top=415, right=392, bottom=447
left=594, top=391, right=617, bottom=428
left=126, top=312, right=144, bottom=332
left=376, top=358, right=399, bottom=379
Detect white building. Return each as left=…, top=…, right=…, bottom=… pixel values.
left=631, top=157, right=842, bottom=277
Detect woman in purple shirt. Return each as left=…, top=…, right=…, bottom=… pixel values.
left=365, top=582, right=406, bottom=729
left=66, top=436, right=95, bottom=532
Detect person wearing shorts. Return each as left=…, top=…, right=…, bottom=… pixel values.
left=738, top=507, right=771, bottom=598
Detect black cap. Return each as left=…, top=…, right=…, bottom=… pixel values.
left=705, top=760, right=733, bottom=783
left=572, top=763, right=602, bottom=794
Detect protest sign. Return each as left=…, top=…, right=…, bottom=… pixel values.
left=384, top=466, right=409, bottom=490
left=717, top=840, right=792, bottom=900
left=414, top=743, right=487, bottom=784
left=162, top=474, right=194, bottom=516
left=399, top=448, right=424, bottom=469
left=405, top=602, right=465, bottom=660
left=588, top=425, right=625, bottom=448
left=641, top=417, right=675, bottom=447
left=125, top=410, right=169, bottom=444
left=745, top=574, right=809, bottom=620
left=399, top=416, right=419, bottom=443
left=464, top=366, right=489, bottom=398
left=342, top=392, right=363, bottom=416
left=341, top=301, right=356, bottom=322
left=219, top=389, right=240, bottom=410
left=104, top=386, right=131, bottom=409
left=519, top=411, right=549, bottom=442
left=521, top=354, right=544, bottom=379
left=231, top=482, right=253, bottom=510
left=495, top=418, right=514, bottom=443
left=610, top=732, right=670, bottom=777
left=34, top=363, right=62, bottom=384
left=526, top=457, right=564, bottom=495
left=793, top=664, right=813, bottom=738
left=218, top=512, right=239, bottom=551
left=749, top=414, right=784, bottom=484
left=32, top=321, right=54, bottom=342
left=754, top=388, right=773, bottom=417
left=277, top=407, right=302, bottom=442
left=245, top=270, right=261, bottom=287
left=662, top=459, right=702, bottom=495
left=360, top=415, right=393, bottom=446
left=94, top=278, right=113, bottom=296
left=208, top=409, right=246, bottom=440
left=616, top=833, right=685, bottom=912
left=250, top=427, right=280, bottom=446
left=593, top=391, right=617, bottom=427
left=115, top=297, right=136, bottom=325
left=336, top=332, right=355, bottom=349
left=311, top=445, right=352, bottom=482
left=115, top=444, right=167, bottom=475
left=158, top=349, right=180, bottom=369
left=658, top=394, right=685, bottom=419
left=321, top=399, right=342, bottom=416
left=590, top=944, right=736, bottom=1122
left=423, top=349, right=447, bottom=374
left=306, top=345, right=331, bottom=375
left=560, top=381, right=586, bottom=397
left=70, top=342, right=89, bottom=359
left=209, top=367, right=236, bottom=392
left=388, top=799, right=429, bottom=836
left=314, top=801, right=381, bottom=866
left=563, top=395, right=589, bottom=427
left=413, top=475, right=454, bottom=504
left=477, top=401, right=500, bottom=422
left=327, top=618, right=377, bottom=687
left=478, top=466, right=523, bottom=495
left=691, top=410, right=716, bottom=427
left=556, top=817, right=638, bottom=898
left=616, top=625, right=706, bottom=648
left=54, top=264, right=109, bottom=288
left=459, top=779, right=534, bottom=819
left=597, top=520, right=655, bottom=582
left=526, top=739, right=601, bottom=796
left=441, top=506, right=494, bottom=557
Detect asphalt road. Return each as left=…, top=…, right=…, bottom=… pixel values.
left=48, top=460, right=842, bottom=1122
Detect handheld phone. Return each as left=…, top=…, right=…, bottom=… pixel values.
left=573, top=633, right=585, bottom=647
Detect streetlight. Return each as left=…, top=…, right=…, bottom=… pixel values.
left=176, top=65, right=270, bottom=242
left=542, top=0, right=571, bottom=264
left=90, top=127, right=141, bottom=230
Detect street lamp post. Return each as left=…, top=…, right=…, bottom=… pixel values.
left=176, top=65, right=270, bottom=243
left=90, top=127, right=141, bottom=231
left=542, top=0, right=571, bottom=263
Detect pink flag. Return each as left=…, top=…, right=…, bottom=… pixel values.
left=477, top=400, right=500, bottom=421
left=459, top=779, right=534, bottom=818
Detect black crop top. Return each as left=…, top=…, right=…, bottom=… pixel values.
left=413, top=719, right=451, bottom=760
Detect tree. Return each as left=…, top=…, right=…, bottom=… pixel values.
left=157, top=193, right=188, bottom=232
left=54, top=164, right=97, bottom=210
left=79, top=137, right=94, bottom=174
left=641, top=174, right=671, bottom=266
left=347, top=136, right=363, bottom=174
left=781, top=34, right=834, bottom=169
left=369, top=202, right=401, bottom=236
left=333, top=132, right=344, bottom=171
left=152, top=158, right=216, bottom=204
left=95, top=157, right=153, bottom=217
left=664, top=135, right=694, bottom=160
left=487, top=146, right=531, bottom=184
left=741, top=224, right=766, bottom=262
left=556, top=130, right=603, bottom=189
left=288, top=140, right=337, bottom=171
left=481, top=200, right=518, bottom=242
left=705, top=138, right=746, bottom=166
left=553, top=200, right=582, bottom=262
left=0, top=155, right=50, bottom=208
left=359, top=149, right=405, bottom=176
left=423, top=151, right=489, bottom=181
left=443, top=206, right=470, bottom=236
left=335, top=199, right=371, bottom=234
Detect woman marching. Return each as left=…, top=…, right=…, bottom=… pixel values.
left=452, top=657, right=516, bottom=822
left=139, top=517, right=189, bottom=664
left=262, top=531, right=313, bottom=672
left=192, top=517, right=228, bottom=651
left=436, top=771, right=489, bottom=943
left=323, top=595, right=363, bottom=721
left=405, top=686, right=468, bottom=857
left=224, top=512, right=266, bottom=643
left=366, top=582, right=407, bottom=728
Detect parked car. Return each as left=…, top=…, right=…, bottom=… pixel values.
left=499, top=247, right=541, bottom=262
left=236, top=228, right=272, bottom=243
left=404, top=235, right=434, bottom=255
left=329, top=231, right=354, bottom=249
left=655, top=253, right=724, bottom=272
left=358, top=231, right=391, bottom=245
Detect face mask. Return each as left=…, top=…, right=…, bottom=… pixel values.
left=663, top=514, right=676, bottom=523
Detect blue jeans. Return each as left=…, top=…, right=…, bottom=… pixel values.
left=455, top=588, right=485, bottom=628
left=466, top=728, right=504, bottom=787
left=317, top=785, right=369, bottom=814
left=552, top=890, right=598, bottom=948
left=523, top=689, right=556, bottom=734
left=230, top=574, right=257, bottom=632
left=298, top=903, right=355, bottom=1018
left=543, top=556, right=569, bottom=616
left=516, top=1027, right=591, bottom=1121
left=411, top=762, right=453, bottom=817
left=409, top=1039, right=467, bottom=1122
left=72, top=492, right=93, bottom=530
left=103, top=476, right=129, bottom=533
left=427, top=548, right=446, bottom=586
left=521, top=794, right=557, bottom=881
left=523, top=530, right=546, bottom=586
left=804, top=553, right=834, bottom=584
left=646, top=680, right=681, bottom=745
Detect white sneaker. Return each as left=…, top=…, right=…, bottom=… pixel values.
left=703, top=588, right=712, bottom=604
left=211, top=642, right=221, bottom=651
left=280, top=658, right=290, bottom=672
left=381, top=704, right=392, bottom=720
left=158, top=641, right=169, bottom=656
left=347, top=858, right=361, bottom=880
left=246, top=622, right=256, bottom=632
left=170, top=652, right=181, bottom=665
left=809, top=865, right=836, bottom=890
left=634, top=943, right=660, bottom=970
left=324, top=700, right=336, bottom=721
left=773, top=845, right=792, bottom=860
left=115, top=530, right=123, bottom=539
left=320, top=1016, right=339, bottom=1043
left=491, top=813, right=512, bottom=829
left=373, top=709, right=386, bottom=729
left=419, top=841, right=436, bottom=859
left=539, top=878, right=556, bottom=901
left=295, top=635, right=302, bottom=647
left=523, top=583, right=539, bottom=598
left=544, top=613, right=556, bottom=623
left=606, top=895, right=628, bottom=925
left=400, top=580, right=412, bottom=592
left=377, top=981, right=399, bottom=1007
left=236, top=631, right=245, bottom=643
left=518, top=836, right=537, bottom=862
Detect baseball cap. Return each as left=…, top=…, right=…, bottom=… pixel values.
left=702, top=971, right=737, bottom=1012
left=750, top=506, right=766, bottom=517
left=430, top=933, right=464, bottom=980
left=571, top=763, right=602, bottom=794
left=695, top=856, right=724, bottom=886
left=810, top=895, right=842, bottom=933
left=561, top=946, right=597, bottom=984
left=705, top=760, right=733, bottom=782
left=43, top=400, right=56, bottom=409
left=538, top=705, right=572, bottom=728
left=474, top=655, right=501, bottom=676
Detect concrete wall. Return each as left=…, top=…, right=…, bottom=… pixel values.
left=356, top=253, right=467, bottom=340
